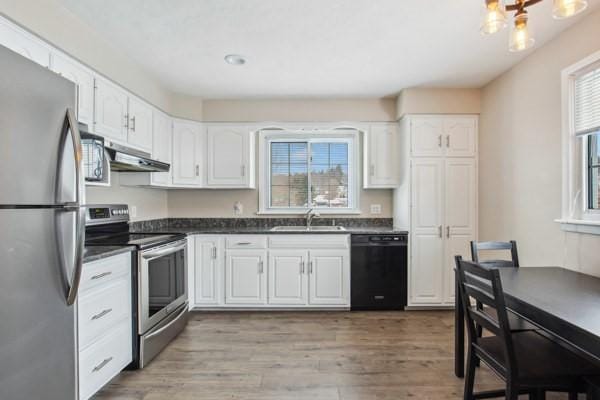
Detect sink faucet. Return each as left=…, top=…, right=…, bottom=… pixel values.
left=306, top=208, right=320, bottom=228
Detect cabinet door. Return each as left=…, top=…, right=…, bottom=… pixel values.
left=0, top=19, right=50, bottom=67
left=94, top=79, right=128, bottom=142
left=411, top=116, right=444, bottom=157
left=51, top=54, right=94, bottom=126
left=308, top=250, right=349, bottom=305
left=206, top=125, right=250, bottom=187
left=172, top=121, right=202, bottom=186
left=151, top=112, right=173, bottom=186
left=127, top=97, right=153, bottom=152
left=365, top=124, right=400, bottom=188
left=443, top=159, right=477, bottom=303
left=268, top=250, right=308, bottom=305
left=225, top=250, right=267, bottom=305
left=444, top=117, right=477, bottom=157
left=194, top=237, right=223, bottom=306
left=410, top=159, right=444, bottom=304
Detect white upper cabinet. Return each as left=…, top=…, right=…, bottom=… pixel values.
left=151, top=111, right=173, bottom=186
left=444, top=117, right=477, bottom=157
left=51, top=54, right=95, bottom=126
left=411, top=116, right=445, bottom=157
left=94, top=78, right=129, bottom=143
left=364, top=123, right=400, bottom=188
left=127, top=97, right=153, bottom=152
left=0, top=18, right=50, bottom=67
left=411, top=115, right=477, bottom=158
left=206, top=125, right=254, bottom=188
left=172, top=120, right=203, bottom=186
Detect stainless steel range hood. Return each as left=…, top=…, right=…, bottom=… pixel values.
left=105, top=140, right=170, bottom=173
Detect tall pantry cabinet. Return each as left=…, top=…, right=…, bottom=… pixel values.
left=394, top=115, right=478, bottom=307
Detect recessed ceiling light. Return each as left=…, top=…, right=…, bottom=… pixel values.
left=224, top=54, right=246, bottom=65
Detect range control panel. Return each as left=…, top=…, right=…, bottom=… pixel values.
left=86, top=204, right=129, bottom=226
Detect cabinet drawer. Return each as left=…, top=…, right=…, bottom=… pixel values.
left=268, top=235, right=349, bottom=249
left=226, top=235, right=267, bottom=249
left=81, top=252, right=131, bottom=293
left=79, top=321, right=132, bottom=400
left=78, top=279, right=131, bottom=350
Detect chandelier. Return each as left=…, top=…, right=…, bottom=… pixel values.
left=480, top=0, right=588, bottom=52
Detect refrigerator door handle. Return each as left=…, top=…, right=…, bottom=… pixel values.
left=66, top=206, right=85, bottom=305
left=57, top=108, right=85, bottom=205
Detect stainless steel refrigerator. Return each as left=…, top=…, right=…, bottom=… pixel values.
left=0, top=44, right=84, bottom=400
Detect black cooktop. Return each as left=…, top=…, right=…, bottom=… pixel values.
left=86, top=232, right=186, bottom=250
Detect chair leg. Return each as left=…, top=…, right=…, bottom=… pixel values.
left=463, top=351, right=476, bottom=400
left=506, top=383, right=520, bottom=400
left=475, top=325, right=482, bottom=367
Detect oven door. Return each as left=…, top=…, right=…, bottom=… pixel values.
left=139, top=239, right=187, bottom=334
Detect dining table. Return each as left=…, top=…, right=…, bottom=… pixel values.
left=455, top=266, right=600, bottom=378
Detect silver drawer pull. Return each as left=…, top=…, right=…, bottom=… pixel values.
left=90, top=271, right=112, bottom=280
left=92, top=357, right=113, bottom=373
left=236, top=242, right=252, bottom=245
left=91, top=308, right=112, bottom=321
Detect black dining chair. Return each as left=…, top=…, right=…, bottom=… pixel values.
left=470, top=240, right=537, bottom=336
left=455, top=256, right=597, bottom=400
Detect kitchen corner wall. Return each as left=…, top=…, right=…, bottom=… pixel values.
left=168, top=99, right=397, bottom=218
left=479, top=8, right=600, bottom=275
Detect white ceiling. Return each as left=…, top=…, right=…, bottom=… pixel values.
left=58, top=0, right=599, bottom=99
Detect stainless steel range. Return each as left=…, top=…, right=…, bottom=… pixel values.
left=85, top=204, right=189, bottom=368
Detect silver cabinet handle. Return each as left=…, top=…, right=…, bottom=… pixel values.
left=241, top=165, right=245, bottom=177
left=258, top=260, right=264, bottom=274
left=300, top=261, right=305, bottom=274
left=130, top=116, right=136, bottom=132
left=91, top=308, right=112, bottom=321
left=124, top=114, right=129, bottom=129
left=446, top=135, right=450, bottom=148
left=195, top=165, right=200, bottom=176
left=446, top=226, right=450, bottom=238
left=370, top=164, right=375, bottom=177
left=438, top=134, right=442, bottom=147
left=212, top=246, right=217, bottom=259
left=92, top=357, right=113, bottom=373
left=236, top=242, right=252, bottom=245
left=309, top=261, right=313, bottom=274
left=438, top=225, right=443, bottom=238
left=91, top=271, right=112, bottom=280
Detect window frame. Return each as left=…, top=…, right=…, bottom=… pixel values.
left=559, top=50, right=600, bottom=233
left=258, top=129, right=361, bottom=215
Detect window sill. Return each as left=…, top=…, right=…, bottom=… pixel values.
left=555, top=218, right=600, bottom=235
left=256, top=209, right=362, bottom=216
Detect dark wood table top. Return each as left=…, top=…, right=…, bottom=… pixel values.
left=455, top=266, right=600, bottom=377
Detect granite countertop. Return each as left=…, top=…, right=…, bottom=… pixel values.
left=138, top=226, right=408, bottom=235
left=83, top=246, right=134, bottom=263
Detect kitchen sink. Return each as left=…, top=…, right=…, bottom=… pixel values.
left=270, top=226, right=346, bottom=232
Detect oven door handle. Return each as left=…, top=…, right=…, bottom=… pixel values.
left=142, top=242, right=187, bottom=261
left=144, top=305, right=188, bottom=340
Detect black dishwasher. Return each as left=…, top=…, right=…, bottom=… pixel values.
left=351, top=234, right=408, bottom=310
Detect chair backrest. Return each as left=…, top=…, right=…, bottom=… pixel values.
left=470, top=240, right=520, bottom=268
left=455, top=256, right=518, bottom=377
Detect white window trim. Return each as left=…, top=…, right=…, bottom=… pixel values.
left=257, top=129, right=361, bottom=215
left=558, top=49, right=600, bottom=234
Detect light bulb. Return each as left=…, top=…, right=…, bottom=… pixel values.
left=509, top=12, right=535, bottom=52
left=480, top=0, right=508, bottom=34
left=552, top=0, right=588, bottom=19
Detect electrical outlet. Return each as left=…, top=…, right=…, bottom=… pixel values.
left=234, top=201, right=243, bottom=216
left=370, top=204, right=382, bottom=215
left=130, top=205, right=137, bottom=218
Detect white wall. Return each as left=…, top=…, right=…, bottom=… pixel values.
left=479, top=8, right=600, bottom=275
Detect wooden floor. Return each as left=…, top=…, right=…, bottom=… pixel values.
left=94, top=311, right=566, bottom=400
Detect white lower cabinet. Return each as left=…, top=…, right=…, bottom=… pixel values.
left=78, top=253, right=132, bottom=400
left=225, top=249, right=267, bottom=305
left=190, top=235, right=350, bottom=309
